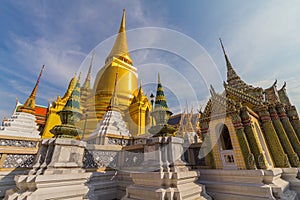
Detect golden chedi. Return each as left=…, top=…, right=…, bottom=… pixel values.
left=78, top=9, right=151, bottom=137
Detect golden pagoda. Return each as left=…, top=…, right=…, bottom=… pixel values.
left=78, top=9, right=151, bottom=137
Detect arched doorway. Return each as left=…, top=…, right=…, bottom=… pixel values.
left=216, top=123, right=236, bottom=169
left=219, top=125, right=233, bottom=150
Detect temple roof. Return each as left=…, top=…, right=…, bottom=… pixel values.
left=201, top=85, right=238, bottom=120
left=224, top=83, right=263, bottom=107
left=105, top=9, right=132, bottom=65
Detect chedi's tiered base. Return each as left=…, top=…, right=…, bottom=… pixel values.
left=123, top=137, right=211, bottom=200
left=4, top=138, right=91, bottom=200
left=0, top=112, right=40, bottom=138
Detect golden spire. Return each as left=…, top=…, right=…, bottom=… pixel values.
left=82, top=51, right=94, bottom=91
left=105, top=9, right=132, bottom=65
left=19, top=65, right=44, bottom=114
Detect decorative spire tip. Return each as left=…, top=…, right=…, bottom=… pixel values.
left=119, top=9, right=126, bottom=33
left=158, top=72, right=161, bottom=84
left=78, top=72, right=82, bottom=81
left=219, top=37, right=226, bottom=56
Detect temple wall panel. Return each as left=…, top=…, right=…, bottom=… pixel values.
left=208, top=116, right=246, bottom=170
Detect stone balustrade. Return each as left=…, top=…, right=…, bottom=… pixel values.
left=1, top=135, right=297, bottom=200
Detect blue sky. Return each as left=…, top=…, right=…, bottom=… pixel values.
left=1, top=0, right=300, bottom=119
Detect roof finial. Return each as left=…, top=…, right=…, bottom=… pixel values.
left=273, top=79, right=277, bottom=87
left=219, top=38, right=232, bottom=68
left=219, top=38, right=226, bottom=56
left=281, top=81, right=286, bottom=90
